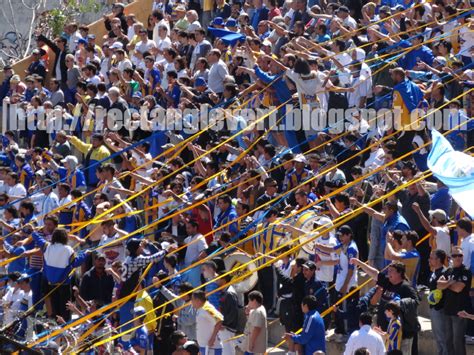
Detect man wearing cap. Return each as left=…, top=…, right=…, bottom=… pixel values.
left=180, top=77, right=213, bottom=105
left=26, top=49, right=46, bottom=78
left=426, top=249, right=449, bottom=355
left=283, top=154, right=310, bottom=192
left=412, top=202, right=451, bottom=256
left=49, top=155, right=85, bottom=191
left=302, top=260, right=329, bottom=315
left=315, top=225, right=358, bottom=339
left=437, top=246, right=472, bottom=355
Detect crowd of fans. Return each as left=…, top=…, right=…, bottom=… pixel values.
left=0, top=0, right=473, bottom=354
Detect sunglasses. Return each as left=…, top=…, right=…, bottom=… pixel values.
left=452, top=254, right=463, bottom=258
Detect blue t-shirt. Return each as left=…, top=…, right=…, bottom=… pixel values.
left=130, top=326, right=148, bottom=351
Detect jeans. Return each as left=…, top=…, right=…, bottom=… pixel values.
left=401, top=337, right=413, bottom=355
left=219, top=328, right=236, bottom=355
left=429, top=308, right=449, bottom=355
left=445, top=314, right=467, bottom=355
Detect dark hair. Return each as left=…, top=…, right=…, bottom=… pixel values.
left=248, top=290, right=263, bottom=304
left=293, top=58, right=311, bottom=76
left=51, top=228, right=68, bottom=244
left=71, top=189, right=83, bottom=199
left=457, top=217, right=472, bottom=234
left=192, top=290, right=207, bottom=302
left=432, top=249, right=447, bottom=264
left=301, top=295, right=318, bottom=310
left=19, top=201, right=35, bottom=213
left=58, top=183, right=71, bottom=194
left=44, top=215, right=59, bottom=226
left=186, top=219, right=199, bottom=229
left=385, top=300, right=401, bottom=317
left=334, top=192, right=350, bottom=207
left=164, top=254, right=177, bottom=268
left=217, top=194, right=232, bottom=205
left=354, top=348, right=370, bottom=355
left=5, top=206, right=17, bottom=218
left=171, top=330, right=187, bottom=345
left=405, top=230, right=419, bottom=246
left=359, top=312, right=372, bottom=325
left=179, top=282, right=193, bottom=294
left=388, top=261, right=406, bottom=278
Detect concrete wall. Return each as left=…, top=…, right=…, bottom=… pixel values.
left=0, top=0, right=154, bottom=82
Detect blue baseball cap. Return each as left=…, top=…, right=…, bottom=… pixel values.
left=76, top=38, right=87, bottom=45
left=212, top=17, right=224, bottom=26
left=226, top=19, right=237, bottom=28
left=194, top=77, right=207, bottom=87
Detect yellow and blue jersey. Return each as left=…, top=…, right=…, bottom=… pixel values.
left=253, top=222, right=286, bottom=265
left=284, top=168, right=310, bottom=192
left=387, top=317, right=402, bottom=351
left=19, top=163, right=35, bottom=190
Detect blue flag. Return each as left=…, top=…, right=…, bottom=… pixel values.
left=393, top=78, right=424, bottom=113
left=427, top=129, right=474, bottom=218
left=207, top=27, right=246, bottom=46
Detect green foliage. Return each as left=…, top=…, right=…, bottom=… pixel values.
left=40, top=0, right=104, bottom=38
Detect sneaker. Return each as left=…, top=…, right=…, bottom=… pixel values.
left=465, top=335, right=474, bottom=345
left=335, top=333, right=348, bottom=343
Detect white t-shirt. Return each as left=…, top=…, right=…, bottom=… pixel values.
left=314, top=235, right=338, bottom=282
left=335, top=240, right=359, bottom=292
left=285, top=69, right=327, bottom=110
left=433, top=226, right=451, bottom=256
left=461, top=234, right=474, bottom=270
left=195, top=302, right=223, bottom=349
left=99, top=233, right=126, bottom=267
left=8, top=183, right=27, bottom=208
left=136, top=39, right=157, bottom=54
left=184, top=234, right=207, bottom=267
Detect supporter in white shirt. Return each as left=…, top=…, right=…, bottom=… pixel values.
left=207, top=49, right=229, bottom=94
left=154, top=26, right=172, bottom=62
left=135, top=29, right=157, bottom=54
left=6, top=173, right=27, bottom=209
left=191, top=292, right=224, bottom=353
left=98, top=221, right=127, bottom=267
left=337, top=6, right=357, bottom=30
left=344, top=313, right=386, bottom=355
left=114, top=49, right=133, bottom=74
left=457, top=218, right=474, bottom=269
left=30, top=179, right=60, bottom=225
left=312, top=218, right=339, bottom=282
left=1, top=281, right=24, bottom=327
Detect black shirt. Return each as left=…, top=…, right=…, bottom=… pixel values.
left=376, top=272, right=418, bottom=330
left=443, top=265, right=472, bottom=316
left=427, top=266, right=447, bottom=310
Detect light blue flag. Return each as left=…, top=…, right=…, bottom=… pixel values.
left=427, top=129, right=474, bottom=218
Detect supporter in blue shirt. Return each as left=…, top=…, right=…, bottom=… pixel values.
left=430, top=180, right=452, bottom=215
left=285, top=295, right=326, bottom=354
